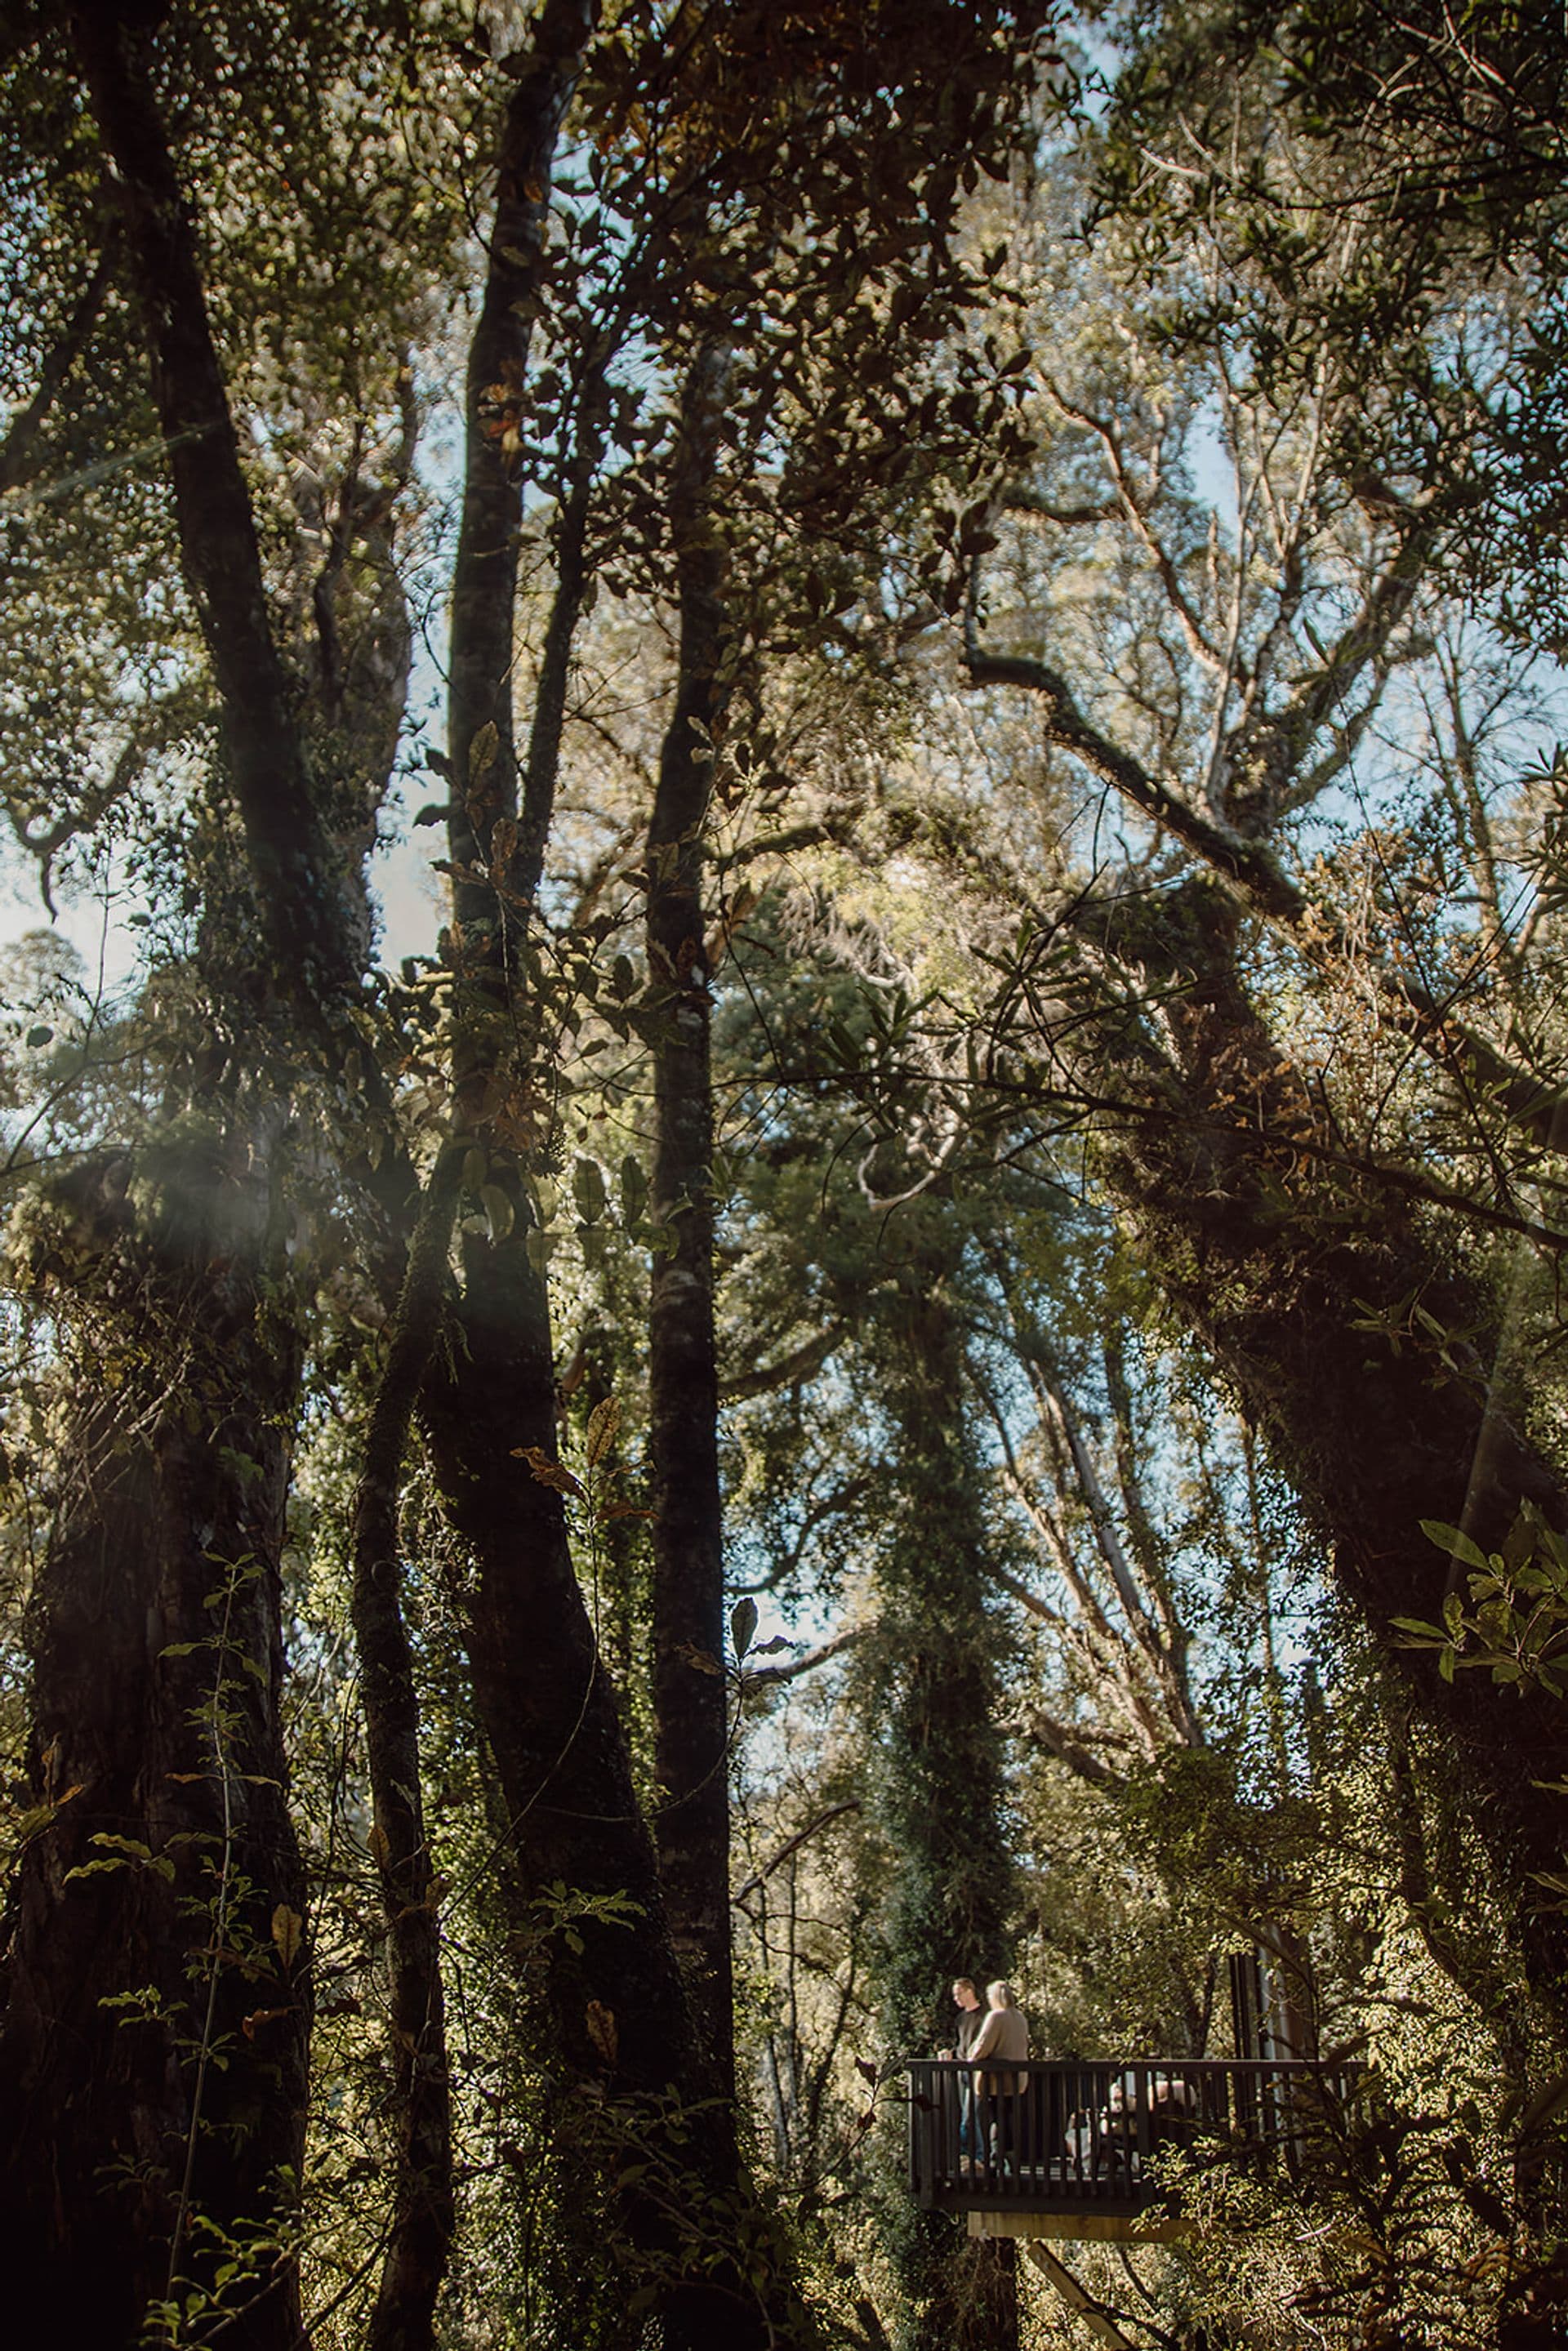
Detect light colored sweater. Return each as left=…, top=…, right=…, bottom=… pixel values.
left=970, top=2003, right=1029, bottom=2088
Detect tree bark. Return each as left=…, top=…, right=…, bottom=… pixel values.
left=1102, top=878, right=1568, bottom=2004
left=647, top=336, right=737, bottom=2078
left=69, top=2, right=359, bottom=1007
left=863, top=1271, right=1019, bottom=2351
left=350, top=1149, right=466, bottom=2351
left=0, top=1137, right=310, bottom=2348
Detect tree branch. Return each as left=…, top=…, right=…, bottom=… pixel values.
left=719, top=1320, right=849, bottom=1403
left=745, top=1625, right=866, bottom=1686
left=962, top=639, right=1306, bottom=924
left=732, top=1801, right=862, bottom=1905
left=0, top=229, right=119, bottom=496
left=964, top=626, right=1568, bottom=1147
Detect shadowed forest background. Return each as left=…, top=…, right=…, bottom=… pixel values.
left=3, top=1, right=1568, bottom=2344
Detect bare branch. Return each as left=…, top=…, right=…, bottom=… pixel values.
left=745, top=1626, right=866, bottom=1687
left=719, top=1321, right=849, bottom=1403
left=961, top=636, right=1306, bottom=924
left=732, top=1801, right=862, bottom=1904
left=1040, top=375, right=1225, bottom=675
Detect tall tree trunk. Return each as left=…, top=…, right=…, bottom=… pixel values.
left=426, top=24, right=804, bottom=2340
left=0, top=16, right=387, bottom=2339
left=863, top=1267, right=1019, bottom=2351
left=0, top=1129, right=310, bottom=2347
left=1102, top=878, right=1568, bottom=2008
left=350, top=1149, right=466, bottom=2351
left=446, top=0, right=600, bottom=955
left=422, top=1240, right=800, bottom=2351
left=69, top=1, right=359, bottom=1007
left=646, top=336, right=737, bottom=2077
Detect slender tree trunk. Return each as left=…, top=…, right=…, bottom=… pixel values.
left=647, top=336, right=737, bottom=2077
left=0, top=1132, right=310, bottom=2347
left=350, top=1149, right=466, bottom=2351
left=1102, top=878, right=1568, bottom=2006
left=446, top=0, right=601, bottom=946
left=70, top=1, right=359, bottom=1005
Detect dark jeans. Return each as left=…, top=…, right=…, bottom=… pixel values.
left=981, top=2080, right=1021, bottom=2175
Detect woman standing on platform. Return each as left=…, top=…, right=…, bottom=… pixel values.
left=969, top=1981, right=1030, bottom=2175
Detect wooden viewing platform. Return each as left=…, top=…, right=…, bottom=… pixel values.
left=906, top=2056, right=1348, bottom=2243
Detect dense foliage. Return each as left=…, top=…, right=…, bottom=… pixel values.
left=2, top=2, right=1568, bottom=2346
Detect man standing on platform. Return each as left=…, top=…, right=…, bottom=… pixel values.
left=942, top=1977, right=987, bottom=2166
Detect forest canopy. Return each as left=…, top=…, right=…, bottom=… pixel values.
left=3, top=2, right=1568, bottom=2346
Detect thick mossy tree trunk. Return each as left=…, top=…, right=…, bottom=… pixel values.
left=422, top=1239, right=804, bottom=2351
left=646, top=336, right=737, bottom=2078
left=422, top=1243, right=693, bottom=2108
left=0, top=1131, right=310, bottom=2347
left=0, top=13, right=381, bottom=2340
left=862, top=1267, right=1019, bottom=2351
left=1103, top=879, right=1568, bottom=2010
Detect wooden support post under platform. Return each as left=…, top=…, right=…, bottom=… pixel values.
left=967, top=2213, right=1147, bottom=2349
left=1022, top=2242, right=1138, bottom=2349
left=966, top=2208, right=1187, bottom=2246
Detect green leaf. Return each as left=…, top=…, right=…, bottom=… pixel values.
left=1420, top=1520, right=1490, bottom=1573
left=573, top=1156, right=607, bottom=1223
left=730, top=1596, right=759, bottom=1662
left=481, top=1183, right=514, bottom=1242
left=620, top=1155, right=648, bottom=1227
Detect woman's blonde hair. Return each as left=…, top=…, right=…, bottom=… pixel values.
left=985, top=1980, right=1015, bottom=2008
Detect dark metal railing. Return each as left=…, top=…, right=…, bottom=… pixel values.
left=906, top=2057, right=1351, bottom=2217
